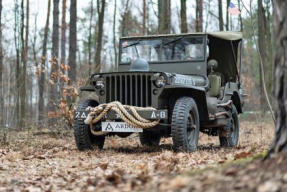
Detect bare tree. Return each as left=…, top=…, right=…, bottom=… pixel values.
left=258, top=0, right=268, bottom=112
left=61, top=0, right=66, bottom=66
left=49, top=0, right=59, bottom=125
left=237, top=0, right=243, bottom=31
left=113, top=0, right=117, bottom=67
left=52, top=0, right=59, bottom=59
left=218, top=0, right=224, bottom=31
left=264, top=0, right=273, bottom=99
left=24, top=0, right=29, bottom=122
left=31, top=12, right=39, bottom=121
left=94, top=0, right=106, bottom=73
left=195, top=0, right=203, bottom=32
left=14, top=0, right=21, bottom=124
left=269, top=0, right=287, bottom=154
left=180, top=0, right=187, bottom=33
left=142, top=0, right=146, bottom=35
left=158, top=0, right=170, bottom=34
left=20, top=0, right=24, bottom=127
left=120, top=0, right=130, bottom=37
left=88, top=0, right=94, bottom=75
left=38, top=0, right=51, bottom=126
left=68, top=0, right=77, bottom=82
left=20, top=0, right=29, bottom=127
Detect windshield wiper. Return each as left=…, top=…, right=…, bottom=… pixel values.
left=163, top=36, right=183, bottom=45
left=123, top=39, right=142, bottom=48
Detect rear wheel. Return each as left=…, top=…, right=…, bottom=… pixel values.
left=139, top=130, right=161, bottom=146
left=171, top=97, right=200, bottom=152
left=219, top=105, right=239, bottom=148
left=74, top=99, right=105, bottom=151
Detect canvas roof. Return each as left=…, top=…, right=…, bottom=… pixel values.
left=120, top=31, right=243, bottom=41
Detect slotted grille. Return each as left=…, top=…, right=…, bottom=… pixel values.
left=105, top=74, right=152, bottom=107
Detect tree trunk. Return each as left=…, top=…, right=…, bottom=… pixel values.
left=88, top=0, right=93, bottom=75
left=269, top=0, right=287, bottom=154
left=195, top=0, right=203, bottom=32
left=61, top=0, right=66, bottom=66
left=14, top=1, right=20, bottom=126
left=20, top=0, right=24, bottom=127
left=113, top=0, right=117, bottom=68
left=237, top=0, right=243, bottom=31
left=264, top=0, right=273, bottom=99
left=49, top=0, right=59, bottom=125
left=52, top=0, right=59, bottom=58
left=120, top=0, right=130, bottom=37
left=158, top=0, right=170, bottom=34
left=226, top=0, right=230, bottom=30
left=31, top=13, right=38, bottom=123
left=94, top=0, right=105, bottom=73
left=142, top=0, right=146, bottom=35
left=218, top=0, right=224, bottom=31
left=38, top=0, right=51, bottom=126
left=24, top=0, right=29, bottom=123
left=20, top=0, right=29, bottom=128
left=68, top=0, right=77, bottom=82
left=0, top=0, right=3, bottom=125
left=258, top=0, right=268, bottom=112
left=180, top=0, right=187, bottom=33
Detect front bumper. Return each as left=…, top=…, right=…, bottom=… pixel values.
left=75, top=109, right=168, bottom=121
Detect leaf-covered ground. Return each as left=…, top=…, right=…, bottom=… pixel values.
left=0, top=120, right=279, bottom=192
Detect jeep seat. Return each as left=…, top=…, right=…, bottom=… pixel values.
left=208, top=74, right=221, bottom=97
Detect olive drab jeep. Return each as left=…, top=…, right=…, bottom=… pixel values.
left=74, top=31, right=246, bottom=152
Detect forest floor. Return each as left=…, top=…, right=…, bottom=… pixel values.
left=0, top=119, right=284, bottom=192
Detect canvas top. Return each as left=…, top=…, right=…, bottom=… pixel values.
left=120, top=31, right=243, bottom=41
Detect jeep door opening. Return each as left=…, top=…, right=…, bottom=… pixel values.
left=74, top=31, right=245, bottom=152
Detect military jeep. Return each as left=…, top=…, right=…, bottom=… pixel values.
left=74, top=31, right=246, bottom=152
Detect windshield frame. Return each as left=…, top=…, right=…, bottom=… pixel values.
left=119, top=35, right=207, bottom=65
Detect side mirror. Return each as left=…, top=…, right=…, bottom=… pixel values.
left=207, top=59, right=218, bottom=71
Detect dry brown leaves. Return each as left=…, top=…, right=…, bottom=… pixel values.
left=43, top=58, right=80, bottom=126
left=0, top=120, right=275, bottom=191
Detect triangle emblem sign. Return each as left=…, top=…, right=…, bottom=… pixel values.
left=81, top=112, right=87, bottom=118
left=105, top=123, right=114, bottom=131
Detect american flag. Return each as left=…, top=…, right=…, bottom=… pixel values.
left=228, top=2, right=241, bottom=15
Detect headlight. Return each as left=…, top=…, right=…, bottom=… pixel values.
left=95, top=78, right=105, bottom=89
left=154, top=75, right=166, bottom=88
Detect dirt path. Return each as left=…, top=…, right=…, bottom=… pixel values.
left=0, top=120, right=274, bottom=191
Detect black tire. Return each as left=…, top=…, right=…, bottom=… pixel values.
left=139, top=130, right=161, bottom=146
left=219, top=105, right=239, bottom=148
left=74, top=99, right=105, bottom=151
left=171, top=97, right=200, bottom=152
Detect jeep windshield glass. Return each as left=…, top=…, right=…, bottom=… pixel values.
left=120, top=39, right=161, bottom=63
left=120, top=36, right=204, bottom=64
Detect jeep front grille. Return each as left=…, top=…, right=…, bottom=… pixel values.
left=105, top=74, right=152, bottom=107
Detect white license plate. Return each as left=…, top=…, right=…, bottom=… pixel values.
left=101, top=122, right=143, bottom=132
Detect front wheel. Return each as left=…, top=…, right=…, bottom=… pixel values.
left=74, top=99, right=105, bottom=151
left=171, top=97, right=200, bottom=152
left=219, top=105, right=239, bottom=148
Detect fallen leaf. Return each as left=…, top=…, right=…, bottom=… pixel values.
left=234, top=151, right=252, bottom=160
left=105, top=169, right=123, bottom=185
left=99, top=163, right=108, bottom=170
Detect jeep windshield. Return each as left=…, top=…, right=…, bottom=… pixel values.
left=120, top=36, right=204, bottom=64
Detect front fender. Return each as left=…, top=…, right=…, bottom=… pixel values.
left=231, top=91, right=243, bottom=113
left=221, top=83, right=243, bottom=114
left=160, top=85, right=209, bottom=123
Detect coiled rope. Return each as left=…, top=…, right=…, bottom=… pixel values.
left=84, top=101, right=160, bottom=135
